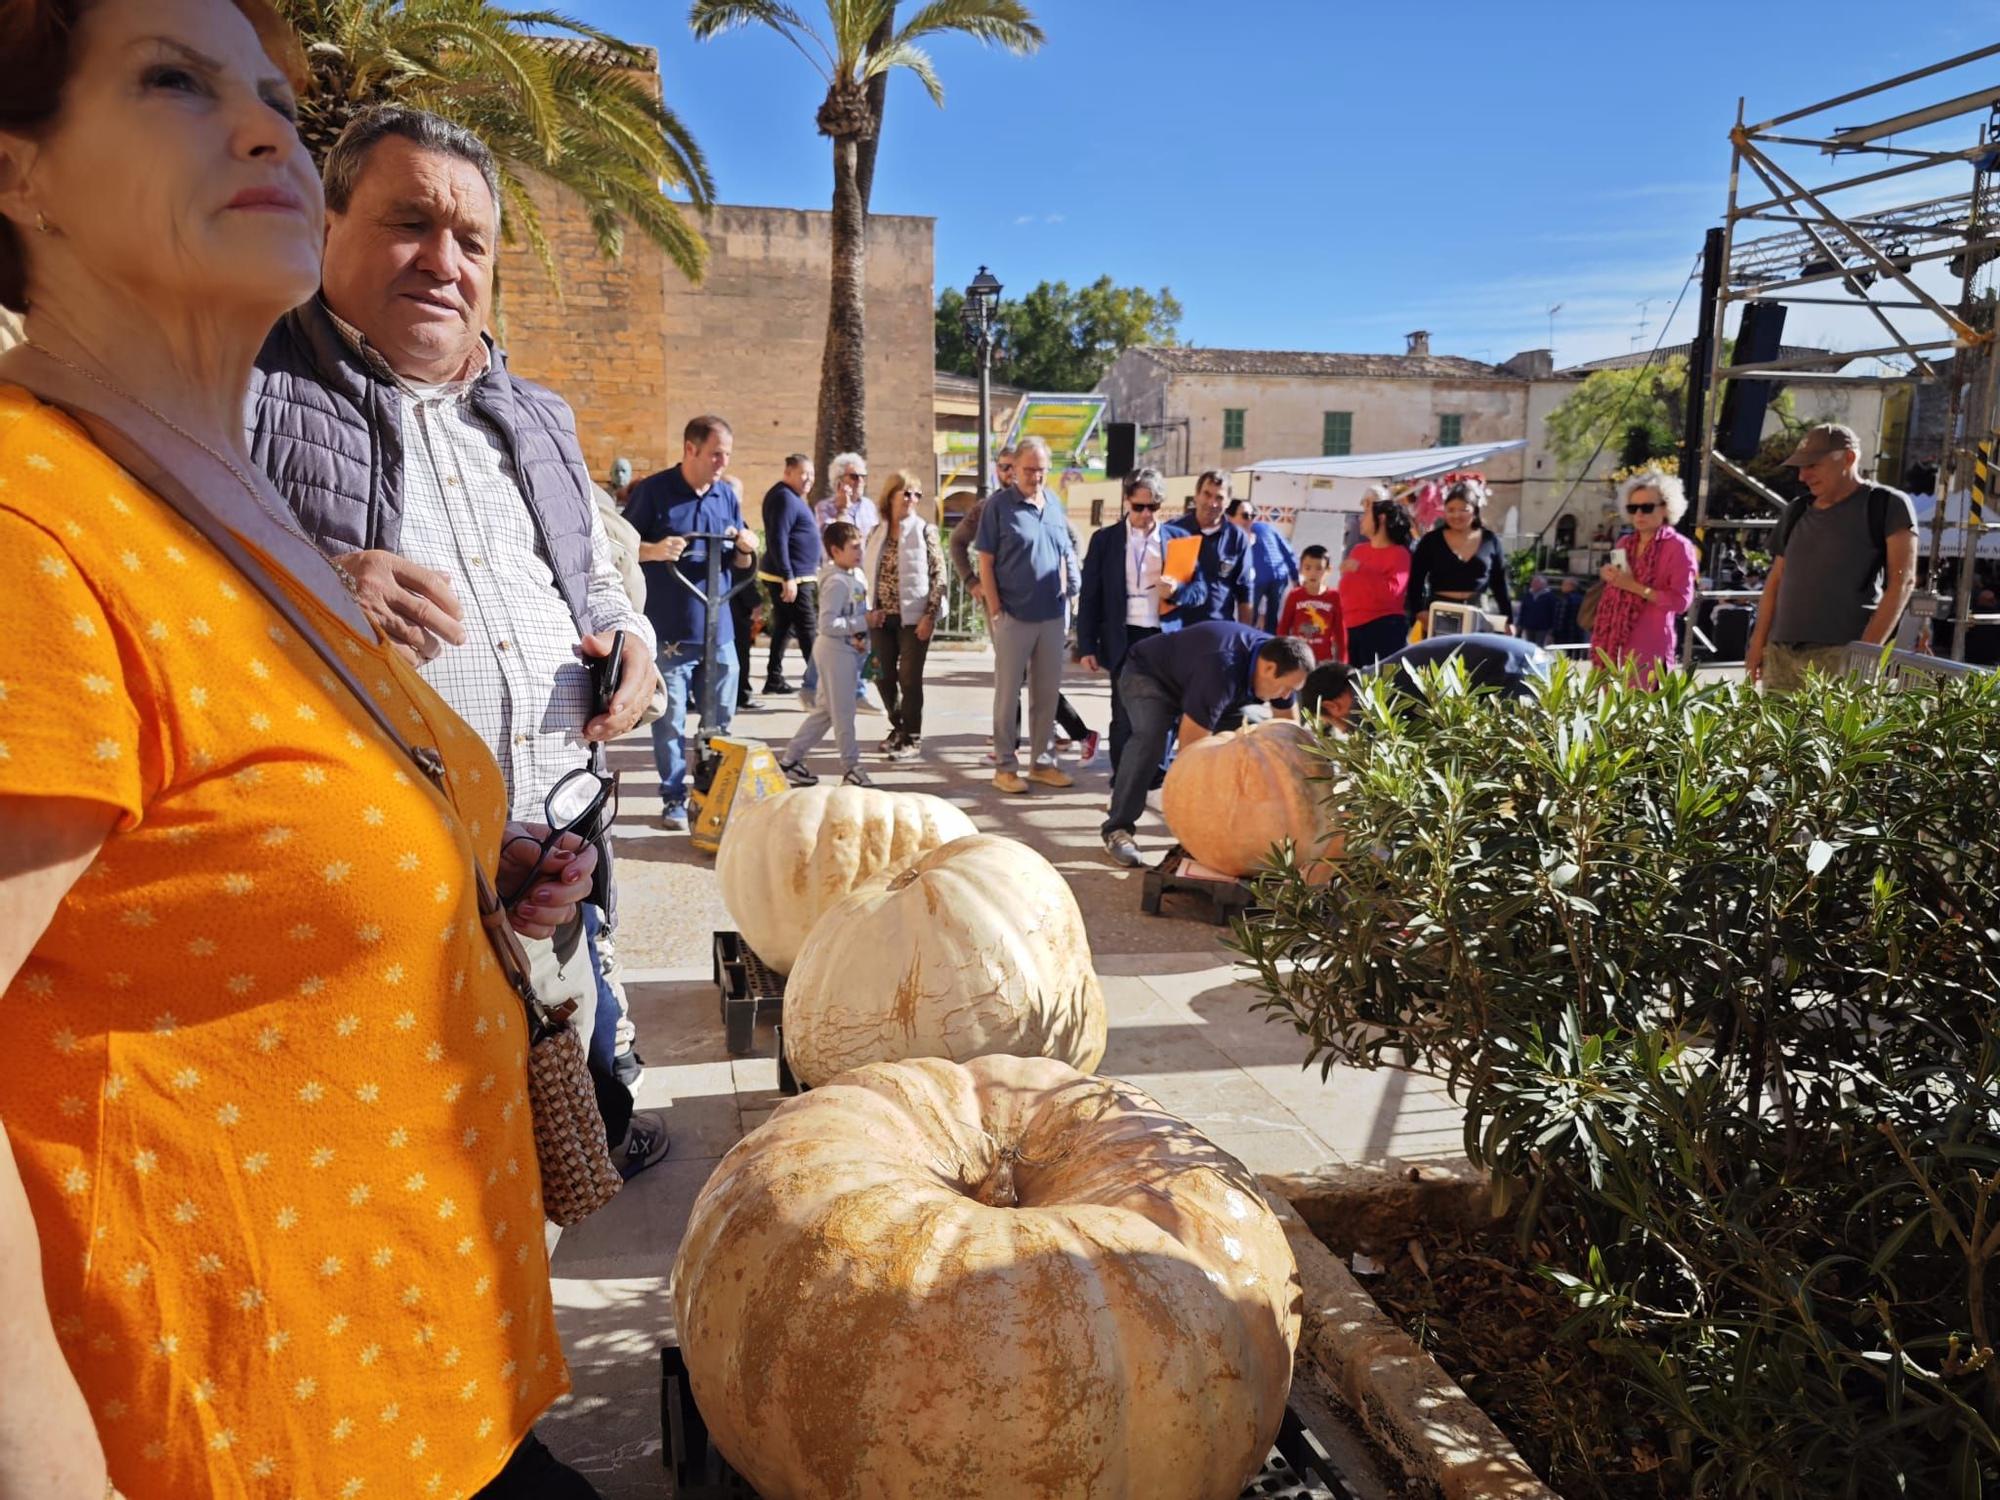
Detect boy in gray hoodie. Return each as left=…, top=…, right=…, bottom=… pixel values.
left=780, top=521, right=875, bottom=787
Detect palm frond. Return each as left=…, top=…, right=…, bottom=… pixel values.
left=687, top=0, right=832, bottom=75
left=862, top=40, right=941, bottom=105
left=892, top=0, right=1043, bottom=53
left=278, top=0, right=711, bottom=281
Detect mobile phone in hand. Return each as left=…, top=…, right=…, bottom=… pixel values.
left=588, top=629, right=626, bottom=719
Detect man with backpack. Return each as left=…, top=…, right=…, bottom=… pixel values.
left=1745, top=424, right=1916, bottom=692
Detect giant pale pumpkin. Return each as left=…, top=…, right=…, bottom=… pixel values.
left=782, top=834, right=1106, bottom=1087
left=716, top=784, right=976, bottom=973
left=1162, top=719, right=1341, bottom=881
left=673, top=1055, right=1302, bottom=1500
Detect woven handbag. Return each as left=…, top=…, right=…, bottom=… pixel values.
left=14, top=353, right=624, bottom=1227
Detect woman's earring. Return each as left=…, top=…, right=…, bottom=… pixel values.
left=34, top=211, right=53, bottom=235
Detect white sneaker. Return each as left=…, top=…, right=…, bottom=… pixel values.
left=1103, top=830, right=1144, bottom=868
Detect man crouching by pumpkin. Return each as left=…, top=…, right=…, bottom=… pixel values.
left=1099, top=623, right=1315, bottom=869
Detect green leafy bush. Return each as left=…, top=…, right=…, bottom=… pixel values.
left=1238, top=660, right=2000, bottom=1498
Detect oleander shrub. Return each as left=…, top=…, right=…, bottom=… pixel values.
left=1237, top=658, right=2000, bottom=1499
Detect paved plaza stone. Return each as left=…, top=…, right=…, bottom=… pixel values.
left=544, top=644, right=1467, bottom=1495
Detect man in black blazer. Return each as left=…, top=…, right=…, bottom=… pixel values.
left=1078, top=468, right=1184, bottom=776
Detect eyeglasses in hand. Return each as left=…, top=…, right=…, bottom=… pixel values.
left=498, top=759, right=617, bottom=908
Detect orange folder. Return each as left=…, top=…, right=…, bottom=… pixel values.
left=1159, top=535, right=1203, bottom=614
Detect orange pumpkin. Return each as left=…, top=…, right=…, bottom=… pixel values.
left=672, top=1055, right=1302, bottom=1500
left=1162, top=718, right=1341, bottom=880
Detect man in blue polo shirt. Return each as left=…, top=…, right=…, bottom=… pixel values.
left=624, top=414, right=758, bottom=830
left=976, top=435, right=1081, bottom=795
left=1100, top=621, right=1315, bottom=867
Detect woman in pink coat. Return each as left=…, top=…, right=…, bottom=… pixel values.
left=1591, top=470, right=1699, bottom=684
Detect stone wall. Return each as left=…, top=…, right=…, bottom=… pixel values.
left=659, top=205, right=936, bottom=500
left=496, top=174, right=674, bottom=482
left=499, top=192, right=936, bottom=505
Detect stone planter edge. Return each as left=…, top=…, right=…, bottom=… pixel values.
left=1261, top=1181, right=1559, bottom=1500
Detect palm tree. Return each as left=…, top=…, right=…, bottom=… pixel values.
left=688, top=1, right=1042, bottom=486
left=279, top=1, right=714, bottom=284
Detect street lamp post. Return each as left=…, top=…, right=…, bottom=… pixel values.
left=961, top=266, right=1003, bottom=499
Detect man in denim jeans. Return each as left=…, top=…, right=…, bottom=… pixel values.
left=625, top=415, right=758, bottom=830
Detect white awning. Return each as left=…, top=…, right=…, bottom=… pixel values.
left=1242, top=438, right=1527, bottom=482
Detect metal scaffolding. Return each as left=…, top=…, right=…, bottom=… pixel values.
left=1688, top=43, right=2000, bottom=661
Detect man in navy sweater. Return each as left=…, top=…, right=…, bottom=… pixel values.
left=1100, top=622, right=1314, bottom=866
left=1168, top=471, right=1255, bottom=627
left=758, top=454, right=821, bottom=696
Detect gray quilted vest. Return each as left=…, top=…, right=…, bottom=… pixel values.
left=246, top=299, right=597, bottom=634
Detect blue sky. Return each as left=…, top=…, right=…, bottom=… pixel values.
left=569, top=1, right=1996, bottom=369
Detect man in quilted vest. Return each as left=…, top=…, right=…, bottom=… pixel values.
left=247, top=106, right=670, bottom=1184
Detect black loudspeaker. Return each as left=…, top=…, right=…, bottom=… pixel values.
left=1717, top=301, right=1787, bottom=461
left=1105, top=422, right=1137, bottom=479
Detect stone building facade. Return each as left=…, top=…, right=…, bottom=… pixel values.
left=1095, top=336, right=1552, bottom=525
left=498, top=187, right=937, bottom=501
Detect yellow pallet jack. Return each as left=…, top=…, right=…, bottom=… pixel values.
left=690, top=735, right=788, bottom=854
left=666, top=528, right=794, bottom=855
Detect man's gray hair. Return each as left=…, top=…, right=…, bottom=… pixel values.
left=828, top=452, right=867, bottom=488
left=1015, top=436, right=1051, bottom=463
left=323, top=105, right=503, bottom=224
left=1616, top=469, right=1689, bottom=524
left=1123, top=465, right=1166, bottom=501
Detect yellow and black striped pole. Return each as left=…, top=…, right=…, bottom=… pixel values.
left=1974, top=438, right=1992, bottom=531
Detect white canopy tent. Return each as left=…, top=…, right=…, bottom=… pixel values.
left=1910, top=490, right=2000, bottom=558
left=1240, top=439, right=1528, bottom=553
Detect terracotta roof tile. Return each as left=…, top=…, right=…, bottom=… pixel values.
left=1130, top=346, right=1510, bottom=381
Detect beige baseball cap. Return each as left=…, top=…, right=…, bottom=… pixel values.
left=1780, top=423, right=1859, bottom=467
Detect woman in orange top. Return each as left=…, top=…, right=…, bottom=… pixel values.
left=0, top=2, right=601, bottom=1496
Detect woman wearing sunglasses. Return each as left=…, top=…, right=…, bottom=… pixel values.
left=1590, top=470, right=1699, bottom=683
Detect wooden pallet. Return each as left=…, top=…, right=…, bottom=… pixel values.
left=712, top=931, right=783, bottom=1056
left=662, top=1342, right=1359, bottom=1498
left=1141, top=843, right=1259, bottom=926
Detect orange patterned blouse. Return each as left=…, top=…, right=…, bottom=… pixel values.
left=0, top=385, right=567, bottom=1499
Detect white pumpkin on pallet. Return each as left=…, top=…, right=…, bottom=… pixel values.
left=672, top=1054, right=1302, bottom=1500
left=715, top=784, right=976, bottom=973
left=781, top=833, right=1106, bottom=1087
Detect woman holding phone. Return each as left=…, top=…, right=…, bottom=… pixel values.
left=1590, top=470, right=1698, bottom=683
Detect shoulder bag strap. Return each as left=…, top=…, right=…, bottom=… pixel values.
left=9, top=366, right=554, bottom=1029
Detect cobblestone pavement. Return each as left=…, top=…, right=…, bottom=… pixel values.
left=543, top=645, right=1463, bottom=1496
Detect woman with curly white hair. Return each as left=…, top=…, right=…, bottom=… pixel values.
left=1591, top=469, right=1699, bottom=682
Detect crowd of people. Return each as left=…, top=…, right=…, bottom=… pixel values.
left=0, top=4, right=1948, bottom=1498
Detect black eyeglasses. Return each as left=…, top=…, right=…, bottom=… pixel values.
left=1128, top=501, right=1160, bottom=512
left=1626, top=502, right=1660, bottom=515
left=498, top=761, right=617, bottom=908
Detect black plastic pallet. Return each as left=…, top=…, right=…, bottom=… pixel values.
left=773, top=1024, right=804, bottom=1097
left=1140, top=843, right=1260, bottom=927
left=713, top=931, right=784, bottom=1057
left=662, top=1344, right=1358, bottom=1498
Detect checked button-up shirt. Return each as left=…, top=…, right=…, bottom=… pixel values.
left=388, top=360, right=653, bottom=820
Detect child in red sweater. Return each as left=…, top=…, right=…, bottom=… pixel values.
left=1278, top=545, right=1345, bottom=662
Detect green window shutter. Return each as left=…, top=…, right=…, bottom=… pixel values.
left=1322, top=411, right=1352, bottom=457
left=1222, top=408, right=1246, bottom=450
left=1438, top=413, right=1462, bottom=447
